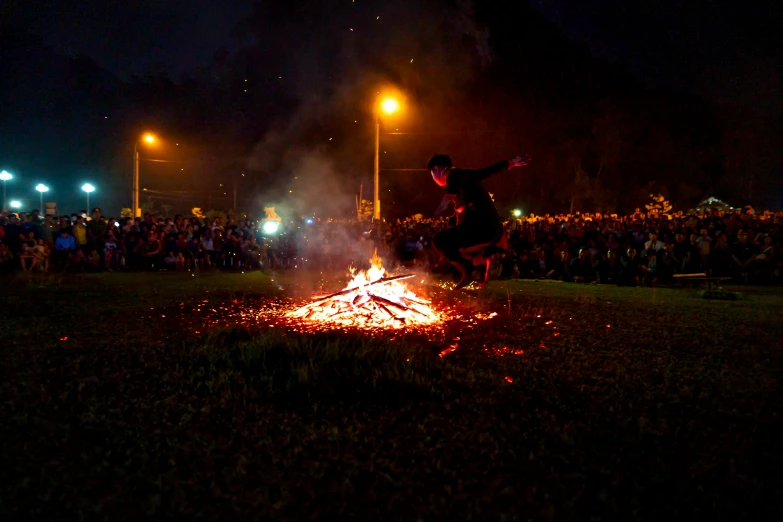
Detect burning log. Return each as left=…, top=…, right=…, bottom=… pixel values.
left=287, top=250, right=441, bottom=330
left=308, top=274, right=416, bottom=305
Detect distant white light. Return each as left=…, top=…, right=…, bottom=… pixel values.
left=10, top=200, right=21, bottom=209
left=262, top=221, right=279, bottom=235
left=35, top=184, right=49, bottom=193
left=82, top=183, right=95, bottom=193
left=0, top=170, right=12, bottom=181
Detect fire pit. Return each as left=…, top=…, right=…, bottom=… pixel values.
left=288, top=250, right=442, bottom=329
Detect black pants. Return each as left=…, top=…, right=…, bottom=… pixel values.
left=433, top=221, right=503, bottom=264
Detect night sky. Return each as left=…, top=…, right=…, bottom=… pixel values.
left=2, top=0, right=781, bottom=213
left=9, top=0, right=779, bottom=106
left=8, top=0, right=255, bottom=78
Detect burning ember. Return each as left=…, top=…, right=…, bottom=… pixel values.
left=288, top=250, right=442, bottom=329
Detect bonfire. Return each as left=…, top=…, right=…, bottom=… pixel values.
left=288, top=250, right=441, bottom=329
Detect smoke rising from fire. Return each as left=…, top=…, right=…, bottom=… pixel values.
left=244, top=0, right=494, bottom=219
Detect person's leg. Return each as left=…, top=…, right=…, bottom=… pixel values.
left=432, top=226, right=466, bottom=264
left=433, top=223, right=500, bottom=288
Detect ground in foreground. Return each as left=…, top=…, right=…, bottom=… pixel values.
left=1, top=271, right=782, bottom=520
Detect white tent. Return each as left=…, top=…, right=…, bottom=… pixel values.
left=690, top=196, right=734, bottom=213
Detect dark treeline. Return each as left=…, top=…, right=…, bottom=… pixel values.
left=1, top=1, right=780, bottom=216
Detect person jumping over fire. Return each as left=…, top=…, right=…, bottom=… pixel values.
left=429, top=153, right=531, bottom=289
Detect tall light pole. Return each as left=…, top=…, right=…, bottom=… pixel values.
left=134, top=133, right=156, bottom=218
left=374, top=96, right=400, bottom=221
left=35, top=183, right=49, bottom=212
left=82, top=183, right=95, bottom=212
left=0, top=170, right=12, bottom=212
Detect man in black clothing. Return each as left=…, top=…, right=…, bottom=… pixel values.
left=429, top=153, right=530, bottom=288
left=731, top=229, right=757, bottom=282
left=599, top=248, right=621, bottom=284
left=568, top=248, right=596, bottom=283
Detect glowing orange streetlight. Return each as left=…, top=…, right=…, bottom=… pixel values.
left=374, top=95, right=402, bottom=220
left=381, top=97, right=400, bottom=115
left=134, top=133, right=157, bottom=218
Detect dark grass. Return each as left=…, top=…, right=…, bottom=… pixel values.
left=1, top=271, right=783, bottom=520
left=699, top=289, right=742, bottom=300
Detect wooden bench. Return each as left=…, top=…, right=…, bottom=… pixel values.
left=673, top=273, right=732, bottom=290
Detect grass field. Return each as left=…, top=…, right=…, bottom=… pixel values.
left=1, top=270, right=782, bottom=520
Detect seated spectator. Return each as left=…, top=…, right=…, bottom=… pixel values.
left=163, top=251, right=177, bottom=270
left=73, top=217, right=88, bottom=250
left=657, top=243, right=678, bottom=284
left=68, top=249, right=86, bottom=272
left=103, top=231, right=121, bottom=271
left=87, top=249, right=102, bottom=271
left=552, top=250, right=571, bottom=281
left=599, top=248, right=620, bottom=284
left=756, top=235, right=777, bottom=283
left=54, top=228, right=76, bottom=270
left=605, top=233, right=620, bottom=250
left=643, top=231, right=665, bottom=256
left=567, top=248, right=596, bottom=283
left=709, top=232, right=733, bottom=276
left=19, top=231, right=38, bottom=272
left=732, top=230, right=757, bottom=283
left=35, top=239, right=52, bottom=272
left=41, top=215, right=54, bottom=247
left=517, top=251, right=536, bottom=279
left=0, top=243, right=15, bottom=272
left=683, top=234, right=702, bottom=273
left=695, top=228, right=712, bottom=266
left=532, top=249, right=554, bottom=278
left=123, top=231, right=142, bottom=271
left=144, top=235, right=163, bottom=270
left=496, top=248, right=518, bottom=279
left=642, top=248, right=658, bottom=287
left=618, top=247, right=641, bottom=286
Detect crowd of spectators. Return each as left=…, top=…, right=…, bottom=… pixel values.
left=1, top=206, right=781, bottom=286
left=0, top=208, right=274, bottom=273
left=373, top=209, right=783, bottom=286
left=486, top=209, right=783, bottom=286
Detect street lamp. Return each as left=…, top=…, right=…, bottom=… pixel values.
left=35, top=183, right=49, bottom=212
left=82, top=183, right=95, bottom=212
left=10, top=200, right=21, bottom=209
left=0, top=170, right=12, bottom=212
left=374, top=96, right=401, bottom=221
left=134, top=133, right=156, bottom=218
left=513, top=209, right=522, bottom=217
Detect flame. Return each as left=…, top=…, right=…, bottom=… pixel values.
left=288, top=250, right=442, bottom=330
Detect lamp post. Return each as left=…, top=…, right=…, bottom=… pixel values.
left=10, top=200, right=21, bottom=209
left=35, top=183, right=49, bottom=212
left=374, top=96, right=400, bottom=221
left=134, top=134, right=156, bottom=218
left=0, top=170, right=12, bottom=212
left=82, top=183, right=95, bottom=212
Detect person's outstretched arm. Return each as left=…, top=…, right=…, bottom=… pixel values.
left=466, top=154, right=531, bottom=180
